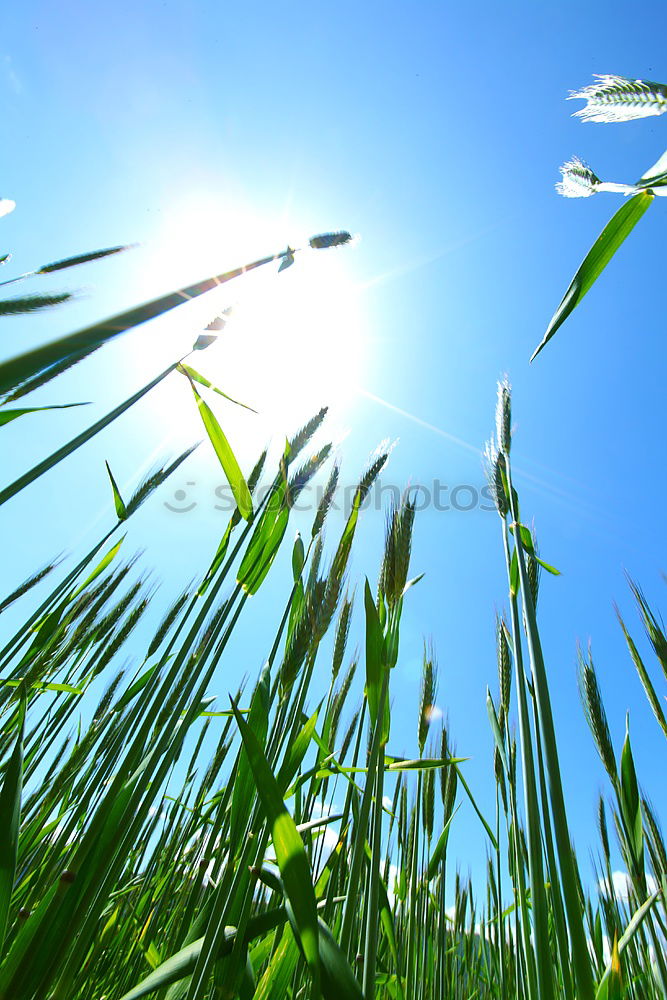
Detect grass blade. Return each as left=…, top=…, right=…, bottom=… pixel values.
left=105, top=462, right=128, bottom=521
left=230, top=698, right=321, bottom=996
left=0, top=402, right=90, bottom=426
left=118, top=909, right=288, bottom=1000
left=532, top=191, right=654, bottom=361
left=177, top=363, right=257, bottom=413
left=0, top=686, right=25, bottom=952
left=187, top=379, right=252, bottom=521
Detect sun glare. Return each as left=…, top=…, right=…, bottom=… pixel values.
left=128, top=197, right=366, bottom=459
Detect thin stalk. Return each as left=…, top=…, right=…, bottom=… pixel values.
left=505, top=456, right=596, bottom=1000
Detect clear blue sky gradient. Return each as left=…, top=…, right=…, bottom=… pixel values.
left=2, top=2, right=667, bottom=890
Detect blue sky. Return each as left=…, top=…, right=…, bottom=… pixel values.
left=2, top=1, right=667, bottom=890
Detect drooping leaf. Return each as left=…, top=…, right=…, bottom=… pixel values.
left=117, top=908, right=288, bottom=1000
left=509, top=524, right=560, bottom=575
left=187, top=379, right=252, bottom=521
left=177, top=363, right=257, bottom=413
left=278, top=249, right=295, bottom=272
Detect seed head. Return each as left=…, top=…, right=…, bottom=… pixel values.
left=332, top=596, right=353, bottom=681
left=288, top=407, right=328, bottom=463
left=569, top=75, right=667, bottom=123
left=340, top=706, right=361, bottom=762
left=578, top=647, right=617, bottom=783
left=309, top=231, right=353, bottom=250
left=380, top=493, right=416, bottom=608
left=483, top=439, right=508, bottom=518
left=418, top=646, right=437, bottom=755
left=495, top=377, right=512, bottom=454
left=556, top=157, right=601, bottom=198
left=496, top=616, right=511, bottom=714
left=598, top=796, right=610, bottom=863
left=312, top=463, right=339, bottom=539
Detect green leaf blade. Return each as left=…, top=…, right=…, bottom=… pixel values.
left=532, top=191, right=654, bottom=361
left=105, top=461, right=128, bottom=521
left=0, top=687, right=26, bottom=952
left=188, top=381, right=252, bottom=521
left=230, top=700, right=320, bottom=995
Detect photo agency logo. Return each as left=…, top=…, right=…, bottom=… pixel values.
left=163, top=478, right=498, bottom=515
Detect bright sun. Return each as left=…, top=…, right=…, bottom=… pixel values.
left=126, top=197, right=367, bottom=464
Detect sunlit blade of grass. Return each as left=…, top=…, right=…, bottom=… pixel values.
left=0, top=686, right=25, bottom=953
left=177, top=363, right=257, bottom=413
left=504, top=453, right=596, bottom=1000
left=117, top=908, right=289, bottom=1000
left=186, top=377, right=252, bottom=521
left=105, top=461, right=128, bottom=521
left=532, top=191, right=654, bottom=361
left=229, top=698, right=321, bottom=996
left=0, top=402, right=90, bottom=426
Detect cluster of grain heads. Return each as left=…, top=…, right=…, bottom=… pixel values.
left=4, top=307, right=667, bottom=999
left=487, top=375, right=595, bottom=1000
left=578, top=645, right=667, bottom=996
left=482, top=374, right=667, bottom=1000
left=0, top=403, right=346, bottom=998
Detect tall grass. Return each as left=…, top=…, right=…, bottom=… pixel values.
left=0, top=373, right=665, bottom=997
left=0, top=216, right=665, bottom=997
